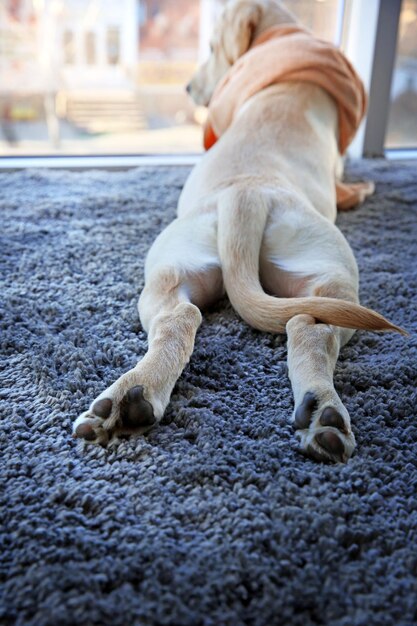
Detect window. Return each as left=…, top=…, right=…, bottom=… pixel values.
left=0, top=0, right=349, bottom=158
left=288, top=0, right=343, bottom=44
left=385, top=0, right=417, bottom=148
left=63, top=30, right=75, bottom=65
left=85, top=31, right=96, bottom=65
left=106, top=27, right=120, bottom=65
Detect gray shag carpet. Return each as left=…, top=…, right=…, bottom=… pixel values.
left=1, top=160, right=417, bottom=626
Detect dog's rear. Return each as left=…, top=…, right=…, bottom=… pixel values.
left=216, top=185, right=405, bottom=335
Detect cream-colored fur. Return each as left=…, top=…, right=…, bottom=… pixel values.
left=73, top=0, right=403, bottom=462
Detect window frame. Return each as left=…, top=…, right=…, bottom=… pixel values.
left=343, top=0, right=406, bottom=158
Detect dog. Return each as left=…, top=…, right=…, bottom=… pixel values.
left=73, top=0, right=404, bottom=463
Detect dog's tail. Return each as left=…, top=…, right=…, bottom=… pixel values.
left=217, top=187, right=406, bottom=335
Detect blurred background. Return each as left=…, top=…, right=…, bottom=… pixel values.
left=0, top=0, right=416, bottom=156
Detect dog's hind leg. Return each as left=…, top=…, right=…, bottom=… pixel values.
left=286, top=300, right=357, bottom=464
left=73, top=212, right=223, bottom=445
left=261, top=205, right=362, bottom=463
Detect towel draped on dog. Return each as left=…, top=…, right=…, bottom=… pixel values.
left=203, top=25, right=374, bottom=210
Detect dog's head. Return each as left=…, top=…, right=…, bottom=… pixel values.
left=186, top=0, right=298, bottom=106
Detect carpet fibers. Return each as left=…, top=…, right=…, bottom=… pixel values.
left=1, top=160, right=417, bottom=626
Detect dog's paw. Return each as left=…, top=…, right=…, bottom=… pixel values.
left=292, top=391, right=356, bottom=463
left=73, top=380, right=157, bottom=446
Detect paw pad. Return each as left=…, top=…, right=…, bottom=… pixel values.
left=74, top=422, right=97, bottom=441
left=294, top=392, right=317, bottom=430
left=319, top=407, right=347, bottom=434
left=315, top=431, right=345, bottom=462
left=120, top=385, right=156, bottom=428
left=92, top=398, right=113, bottom=419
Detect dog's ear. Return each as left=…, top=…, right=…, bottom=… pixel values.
left=223, top=1, right=263, bottom=64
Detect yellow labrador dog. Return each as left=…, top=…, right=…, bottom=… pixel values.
left=73, top=0, right=403, bottom=462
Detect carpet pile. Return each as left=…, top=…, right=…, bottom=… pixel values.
left=1, top=160, right=416, bottom=625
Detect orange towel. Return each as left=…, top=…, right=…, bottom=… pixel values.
left=203, top=25, right=374, bottom=210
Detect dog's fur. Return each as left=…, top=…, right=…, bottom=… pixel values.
left=73, top=0, right=403, bottom=462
